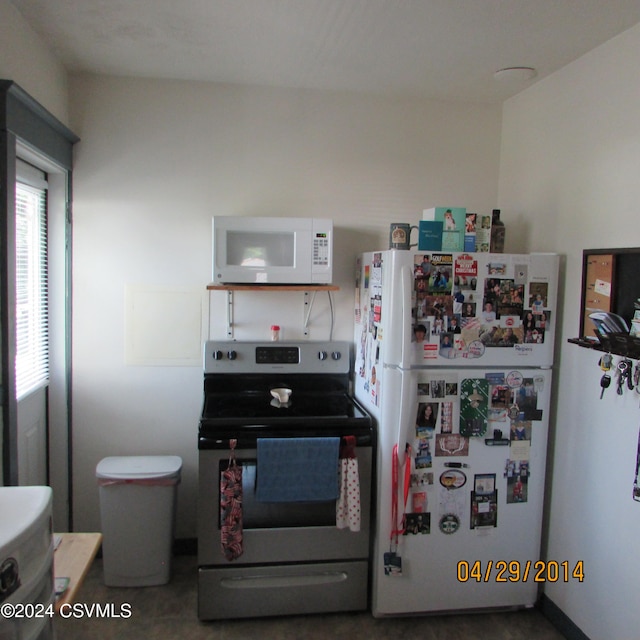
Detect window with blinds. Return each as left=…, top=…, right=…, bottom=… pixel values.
left=15, top=161, right=49, bottom=399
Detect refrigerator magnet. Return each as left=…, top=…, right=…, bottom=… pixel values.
left=383, top=551, right=402, bottom=576
left=507, top=474, right=528, bottom=503
left=439, top=470, right=466, bottom=489
left=510, top=422, right=531, bottom=443
left=470, top=491, right=498, bottom=529
left=410, top=471, right=433, bottom=486
left=514, top=264, right=529, bottom=285
left=435, top=434, right=469, bottom=457
left=440, top=401, right=453, bottom=433
left=404, top=512, right=430, bottom=535
left=460, top=378, right=489, bottom=437
left=439, top=514, right=461, bottom=534
left=412, top=491, right=428, bottom=512
left=466, top=340, right=485, bottom=358
left=485, top=371, right=505, bottom=386
left=484, top=429, right=510, bottom=446
left=439, top=483, right=467, bottom=521
left=416, top=402, right=438, bottom=430
left=506, top=370, right=524, bottom=388
left=474, top=473, right=496, bottom=495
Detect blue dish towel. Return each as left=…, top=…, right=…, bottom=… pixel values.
left=256, top=437, right=340, bottom=502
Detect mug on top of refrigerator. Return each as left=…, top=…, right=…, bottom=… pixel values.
left=389, top=223, right=418, bottom=250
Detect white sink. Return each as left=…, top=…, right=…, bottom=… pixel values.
left=0, top=487, right=52, bottom=550
left=0, top=486, right=53, bottom=603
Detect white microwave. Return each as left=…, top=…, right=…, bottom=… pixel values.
left=212, top=216, right=333, bottom=285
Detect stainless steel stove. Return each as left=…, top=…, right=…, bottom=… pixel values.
left=197, top=341, right=374, bottom=621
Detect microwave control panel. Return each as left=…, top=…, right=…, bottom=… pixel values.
left=313, top=233, right=330, bottom=267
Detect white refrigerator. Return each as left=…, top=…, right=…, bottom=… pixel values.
left=354, top=250, right=559, bottom=616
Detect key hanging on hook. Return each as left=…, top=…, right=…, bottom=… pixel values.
left=626, top=359, right=635, bottom=391
left=617, top=360, right=629, bottom=395
left=599, top=354, right=612, bottom=399
left=600, top=372, right=611, bottom=399
left=600, top=353, right=613, bottom=371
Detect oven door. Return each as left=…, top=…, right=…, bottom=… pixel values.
left=198, top=434, right=372, bottom=566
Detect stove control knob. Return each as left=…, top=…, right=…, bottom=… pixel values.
left=213, top=350, right=223, bottom=361
left=331, top=351, right=342, bottom=361
left=318, top=350, right=328, bottom=361
left=227, top=350, right=237, bottom=360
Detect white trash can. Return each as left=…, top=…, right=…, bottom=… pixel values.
left=96, top=455, right=182, bottom=587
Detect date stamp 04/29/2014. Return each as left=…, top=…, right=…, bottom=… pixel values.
left=456, top=560, right=585, bottom=583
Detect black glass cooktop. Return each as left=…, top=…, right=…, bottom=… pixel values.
left=199, top=372, right=373, bottom=434
left=201, top=392, right=369, bottom=423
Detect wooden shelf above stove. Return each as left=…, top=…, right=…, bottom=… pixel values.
left=207, top=284, right=339, bottom=292
left=206, top=283, right=340, bottom=338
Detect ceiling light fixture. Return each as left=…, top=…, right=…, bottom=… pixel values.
left=494, top=67, right=538, bottom=82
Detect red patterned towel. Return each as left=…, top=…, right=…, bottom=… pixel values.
left=220, top=440, right=243, bottom=560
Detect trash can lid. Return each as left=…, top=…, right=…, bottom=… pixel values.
left=96, top=455, right=182, bottom=480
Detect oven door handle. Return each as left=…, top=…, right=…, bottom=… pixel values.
left=199, top=433, right=373, bottom=450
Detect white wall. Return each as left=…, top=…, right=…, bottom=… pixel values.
left=68, top=73, right=502, bottom=536
left=0, top=0, right=69, bottom=125
left=498, top=23, right=640, bottom=640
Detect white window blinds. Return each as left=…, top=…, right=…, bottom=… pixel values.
left=15, top=160, right=49, bottom=399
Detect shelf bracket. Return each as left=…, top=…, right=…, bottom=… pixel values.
left=226, top=289, right=234, bottom=339
left=302, top=291, right=317, bottom=337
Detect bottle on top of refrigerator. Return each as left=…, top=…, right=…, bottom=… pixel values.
left=490, top=209, right=505, bottom=253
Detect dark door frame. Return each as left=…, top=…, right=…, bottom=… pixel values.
left=0, top=80, right=78, bottom=528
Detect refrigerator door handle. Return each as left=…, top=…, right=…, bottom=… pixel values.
left=401, top=264, right=412, bottom=370
left=382, top=251, right=413, bottom=369
left=388, top=262, right=413, bottom=369
left=394, top=367, right=415, bottom=454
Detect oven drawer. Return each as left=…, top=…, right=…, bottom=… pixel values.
left=198, top=560, right=368, bottom=620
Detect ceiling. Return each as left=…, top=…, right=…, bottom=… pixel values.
left=10, top=0, right=640, bottom=103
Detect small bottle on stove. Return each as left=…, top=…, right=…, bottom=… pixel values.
left=270, top=325, right=280, bottom=341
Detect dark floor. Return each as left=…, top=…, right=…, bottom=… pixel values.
left=54, top=555, right=566, bottom=639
